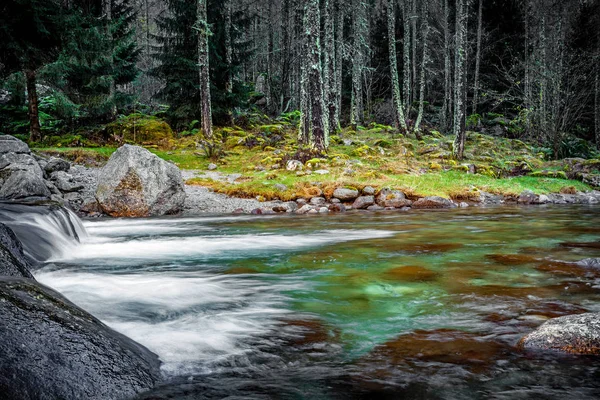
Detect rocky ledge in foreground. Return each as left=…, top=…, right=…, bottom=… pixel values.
left=0, top=277, right=162, bottom=400
left=0, top=223, right=34, bottom=279
left=519, top=312, right=600, bottom=355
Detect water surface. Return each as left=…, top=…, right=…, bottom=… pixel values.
left=36, top=206, right=600, bottom=399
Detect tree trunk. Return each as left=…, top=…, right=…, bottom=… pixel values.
left=334, top=0, right=344, bottom=129
left=225, top=0, right=233, bottom=125
left=299, top=7, right=311, bottom=145
left=441, top=0, right=452, bottom=131
left=26, top=69, right=42, bottom=143
left=197, top=0, right=213, bottom=138
left=387, top=0, right=408, bottom=132
left=305, top=0, right=328, bottom=151
left=596, top=60, right=600, bottom=150
left=413, top=0, right=429, bottom=137
left=351, top=0, right=364, bottom=129
left=266, top=0, right=274, bottom=112
left=410, top=0, right=417, bottom=109
left=401, top=0, right=411, bottom=119
left=472, top=0, right=483, bottom=116
left=452, top=0, right=468, bottom=160
left=324, top=0, right=338, bottom=134
left=280, top=0, right=291, bottom=114
left=104, top=0, right=117, bottom=118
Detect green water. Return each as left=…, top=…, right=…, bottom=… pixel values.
left=37, top=205, right=600, bottom=399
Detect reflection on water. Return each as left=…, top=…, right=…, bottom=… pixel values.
left=35, top=206, right=600, bottom=399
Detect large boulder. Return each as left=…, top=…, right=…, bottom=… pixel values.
left=0, top=135, right=30, bottom=155
left=0, top=223, right=33, bottom=278
left=96, top=145, right=185, bottom=217
left=0, top=277, right=162, bottom=400
left=333, top=187, right=359, bottom=201
left=0, top=145, right=51, bottom=200
left=518, top=313, right=600, bottom=355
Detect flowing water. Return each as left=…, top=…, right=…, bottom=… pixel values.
left=4, top=204, right=600, bottom=399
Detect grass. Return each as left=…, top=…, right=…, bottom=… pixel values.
left=32, top=125, right=595, bottom=200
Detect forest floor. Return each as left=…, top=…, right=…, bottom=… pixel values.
left=33, top=124, right=599, bottom=203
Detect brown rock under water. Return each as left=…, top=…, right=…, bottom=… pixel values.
left=384, top=266, right=438, bottom=282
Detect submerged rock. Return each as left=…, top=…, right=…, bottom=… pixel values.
left=519, top=312, right=600, bottom=355
left=96, top=145, right=185, bottom=217
left=0, top=277, right=162, bottom=400
left=0, top=223, right=33, bottom=278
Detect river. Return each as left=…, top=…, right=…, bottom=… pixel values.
left=10, top=205, right=600, bottom=398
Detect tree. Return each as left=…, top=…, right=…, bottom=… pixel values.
left=0, top=0, right=63, bottom=141
left=196, top=0, right=212, bottom=138
left=350, top=0, right=367, bottom=129
left=303, top=0, right=328, bottom=151
left=387, top=0, right=408, bottom=132
left=452, top=0, right=468, bottom=160
left=413, top=0, right=430, bottom=137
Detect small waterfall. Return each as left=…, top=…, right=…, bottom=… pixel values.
left=0, top=202, right=87, bottom=264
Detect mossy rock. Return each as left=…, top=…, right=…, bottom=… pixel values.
left=373, top=139, right=394, bottom=148
left=352, top=145, right=373, bottom=157
left=530, top=170, right=568, bottom=179
left=429, top=162, right=442, bottom=171
left=107, top=114, right=173, bottom=144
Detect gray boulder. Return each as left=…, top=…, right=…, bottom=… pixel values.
left=333, top=187, right=359, bottom=201
left=0, top=151, right=51, bottom=200
left=44, top=157, right=70, bottom=174
left=0, top=135, right=30, bottom=154
left=376, top=188, right=407, bottom=207
left=518, top=312, right=600, bottom=355
left=0, top=277, right=161, bottom=400
left=577, top=258, right=600, bottom=269
left=51, top=171, right=84, bottom=193
left=96, top=145, right=185, bottom=217
left=0, top=224, right=33, bottom=279
left=412, top=196, right=456, bottom=209
left=353, top=195, right=375, bottom=210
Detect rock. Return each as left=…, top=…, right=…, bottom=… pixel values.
left=296, top=205, right=313, bottom=214
left=367, top=205, right=385, bottom=211
left=331, top=198, right=341, bottom=204
left=96, top=145, right=186, bottom=217
left=227, top=173, right=242, bottom=184
left=282, top=201, right=298, bottom=212
left=51, top=171, right=84, bottom=193
left=458, top=202, right=469, bottom=208
left=343, top=139, right=354, bottom=146
left=362, top=186, right=375, bottom=195
left=0, top=170, right=51, bottom=200
left=296, top=198, right=308, bottom=206
left=383, top=198, right=412, bottom=208
left=538, top=194, right=551, bottom=204
left=310, top=197, right=326, bottom=206
left=207, top=163, right=218, bottom=170
left=518, top=312, right=600, bottom=355
left=273, top=183, right=288, bottom=192
left=376, top=188, right=406, bottom=206
left=328, top=203, right=346, bottom=213
left=307, top=209, right=319, bottom=214
left=333, top=188, right=359, bottom=201
left=353, top=196, right=375, bottom=210
left=478, top=191, right=504, bottom=205
left=318, top=207, right=329, bottom=213
left=313, top=169, right=330, bottom=175
left=517, top=190, right=538, bottom=205
left=286, top=160, right=303, bottom=171
left=0, top=135, right=30, bottom=154
left=412, top=196, right=456, bottom=209
left=0, top=277, right=161, bottom=400
left=250, top=208, right=263, bottom=215
left=577, top=258, right=600, bottom=269
left=44, top=157, right=70, bottom=174
left=0, top=224, right=33, bottom=279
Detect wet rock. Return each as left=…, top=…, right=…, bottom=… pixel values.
left=96, top=145, right=186, bottom=217
left=478, top=191, right=504, bottom=205
left=519, top=312, right=600, bottom=355
left=44, top=157, right=70, bottom=174
left=383, top=198, right=412, bottom=208
left=352, top=196, right=375, bottom=210
left=307, top=208, right=319, bottom=214
left=333, top=187, right=359, bottom=201
left=250, top=208, right=263, bottom=215
left=0, top=135, right=30, bottom=154
left=286, top=160, right=303, bottom=171
left=0, top=170, right=51, bottom=200
left=458, top=202, right=469, bottom=208
left=362, top=186, right=375, bottom=195
left=384, top=266, right=438, bottom=282
left=367, top=205, right=385, bottom=211
left=296, top=205, right=313, bottom=214
left=0, top=277, right=161, bottom=400
left=0, top=224, right=33, bottom=279
left=412, top=196, right=456, bottom=209
left=328, top=203, right=346, bottom=213
left=577, top=258, right=600, bottom=269
left=318, top=207, right=329, bottom=213
left=310, top=197, right=326, bottom=206
left=517, top=190, right=538, bottom=204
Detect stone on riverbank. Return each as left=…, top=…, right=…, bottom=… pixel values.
left=333, top=187, right=359, bottom=201
left=0, top=223, right=33, bottom=279
left=518, top=312, right=600, bottom=355
left=0, top=277, right=162, bottom=400
left=412, top=196, right=456, bottom=209
left=96, top=144, right=185, bottom=217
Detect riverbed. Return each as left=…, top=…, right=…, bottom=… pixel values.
left=34, top=206, right=600, bottom=399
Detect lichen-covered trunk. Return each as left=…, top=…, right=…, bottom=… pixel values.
left=351, top=0, right=365, bottom=129
left=452, top=0, right=468, bottom=160
left=305, top=0, right=328, bottom=151
left=280, top=0, right=291, bottom=114
left=387, top=0, right=408, bottom=132
left=197, top=0, right=213, bottom=138
left=26, top=70, right=42, bottom=143
left=595, top=66, right=600, bottom=150
left=224, top=0, right=233, bottom=125
left=299, top=8, right=311, bottom=145
left=104, top=0, right=116, bottom=118
left=472, top=0, right=483, bottom=116
left=413, top=0, right=430, bottom=138
left=440, top=0, right=452, bottom=131
left=324, top=0, right=338, bottom=134
left=401, top=0, right=411, bottom=119
left=334, top=0, right=344, bottom=129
